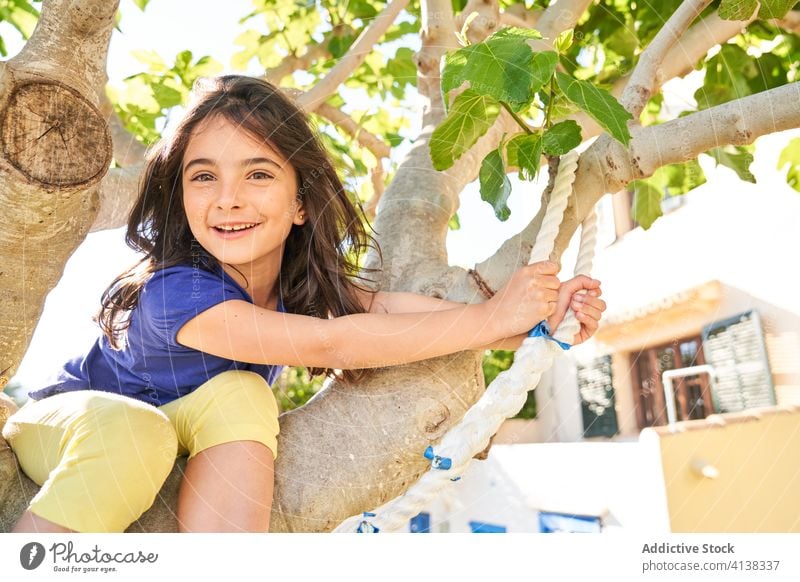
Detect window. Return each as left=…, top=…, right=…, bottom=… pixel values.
left=577, top=355, right=619, bottom=438
left=630, top=335, right=713, bottom=428
left=702, top=310, right=775, bottom=412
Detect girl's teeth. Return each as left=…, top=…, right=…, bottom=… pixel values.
left=218, top=224, right=255, bottom=231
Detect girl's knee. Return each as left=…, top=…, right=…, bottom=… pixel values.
left=203, top=370, right=278, bottom=413
left=176, top=371, right=280, bottom=460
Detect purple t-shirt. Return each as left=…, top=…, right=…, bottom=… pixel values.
left=28, top=264, right=285, bottom=407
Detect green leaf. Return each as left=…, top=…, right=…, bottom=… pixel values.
left=719, top=0, right=795, bottom=20
left=448, top=213, right=461, bottom=230
left=132, top=0, right=150, bottom=10
left=529, top=51, right=558, bottom=95
left=385, top=132, right=404, bottom=147
left=348, top=0, right=378, bottom=19
left=555, top=29, right=574, bottom=54
left=430, top=89, right=501, bottom=171
left=555, top=72, right=632, bottom=146
left=630, top=181, right=663, bottom=229
left=459, top=31, right=536, bottom=110
left=648, top=160, right=707, bottom=197
left=151, top=83, right=183, bottom=109
left=758, top=0, right=796, bottom=19
left=778, top=137, right=800, bottom=192
left=489, top=27, right=543, bottom=41
left=694, top=45, right=756, bottom=109
left=442, top=28, right=545, bottom=111
left=131, top=49, right=168, bottom=72
left=174, top=50, right=193, bottom=73
left=4, top=0, right=38, bottom=38
left=542, top=120, right=582, bottom=155
left=384, top=47, right=417, bottom=88
left=506, top=133, right=542, bottom=181
left=707, top=145, right=756, bottom=183
left=719, top=0, right=758, bottom=20
left=328, top=34, right=355, bottom=59
left=479, top=148, right=513, bottom=221
left=441, top=44, right=474, bottom=106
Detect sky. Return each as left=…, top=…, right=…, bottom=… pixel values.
left=2, top=1, right=799, bottom=390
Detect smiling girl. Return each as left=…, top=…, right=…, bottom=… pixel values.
left=3, top=76, right=606, bottom=533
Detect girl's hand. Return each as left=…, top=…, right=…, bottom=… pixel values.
left=486, top=261, right=561, bottom=338
left=547, top=276, right=607, bottom=346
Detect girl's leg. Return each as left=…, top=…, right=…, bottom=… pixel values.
left=3, top=391, right=178, bottom=533
left=178, top=441, right=274, bottom=532
left=159, top=370, right=279, bottom=532
left=12, top=511, right=73, bottom=533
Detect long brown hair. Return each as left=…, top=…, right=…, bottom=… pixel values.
left=99, top=75, right=381, bottom=383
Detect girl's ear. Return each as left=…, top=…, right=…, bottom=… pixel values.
left=294, top=197, right=307, bottom=225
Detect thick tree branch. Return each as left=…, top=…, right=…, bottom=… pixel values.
left=98, top=94, right=147, bottom=168
left=527, top=0, right=593, bottom=51
left=455, top=0, right=501, bottom=45
left=535, top=0, right=593, bottom=37
left=417, top=0, right=460, bottom=127
left=11, top=0, right=118, bottom=103
left=297, top=0, right=409, bottom=112
left=621, top=0, right=714, bottom=117
left=499, top=4, right=542, bottom=29
left=364, top=165, right=385, bottom=220
left=360, top=0, right=461, bottom=287
left=0, top=0, right=117, bottom=385
left=773, top=10, right=800, bottom=33
left=630, top=82, right=800, bottom=177
left=90, top=166, right=142, bottom=232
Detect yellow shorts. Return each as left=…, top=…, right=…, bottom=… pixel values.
left=2, top=370, right=279, bottom=532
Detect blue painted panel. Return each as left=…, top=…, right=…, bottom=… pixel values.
left=468, top=521, right=507, bottom=533
left=538, top=511, right=602, bottom=533
left=409, top=512, right=431, bottom=533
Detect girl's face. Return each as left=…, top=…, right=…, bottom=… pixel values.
left=181, top=116, right=305, bottom=278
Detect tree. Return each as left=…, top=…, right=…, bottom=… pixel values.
left=1, top=0, right=799, bottom=532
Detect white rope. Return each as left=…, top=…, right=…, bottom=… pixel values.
left=334, top=150, right=598, bottom=533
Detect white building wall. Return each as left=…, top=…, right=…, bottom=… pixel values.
left=419, top=441, right=670, bottom=533
left=536, top=131, right=800, bottom=442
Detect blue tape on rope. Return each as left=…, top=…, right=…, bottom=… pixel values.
left=423, top=446, right=452, bottom=470
left=356, top=512, right=380, bottom=533
left=528, top=320, right=571, bottom=351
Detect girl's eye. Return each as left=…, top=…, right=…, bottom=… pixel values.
left=191, top=173, right=215, bottom=182
left=250, top=171, right=275, bottom=180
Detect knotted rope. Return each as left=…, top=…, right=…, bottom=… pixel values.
left=335, top=150, right=597, bottom=533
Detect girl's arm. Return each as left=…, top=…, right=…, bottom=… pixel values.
left=357, top=276, right=606, bottom=349
left=176, top=262, right=562, bottom=370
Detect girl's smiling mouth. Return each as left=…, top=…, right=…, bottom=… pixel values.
left=212, top=222, right=261, bottom=237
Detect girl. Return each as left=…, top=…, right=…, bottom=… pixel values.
left=3, top=75, right=606, bottom=533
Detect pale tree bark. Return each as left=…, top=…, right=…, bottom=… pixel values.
left=0, top=0, right=117, bottom=531
left=0, top=0, right=116, bottom=386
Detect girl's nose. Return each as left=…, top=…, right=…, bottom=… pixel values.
left=215, top=182, right=242, bottom=209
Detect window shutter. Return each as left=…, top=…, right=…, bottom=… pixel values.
left=577, top=355, right=619, bottom=438
left=702, top=310, right=775, bottom=413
